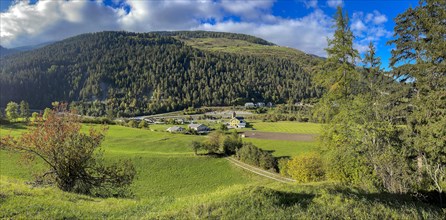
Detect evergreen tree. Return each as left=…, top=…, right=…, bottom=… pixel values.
left=389, top=0, right=446, bottom=204
left=313, top=7, right=359, bottom=123
left=314, top=7, right=411, bottom=191
left=317, top=6, right=359, bottom=99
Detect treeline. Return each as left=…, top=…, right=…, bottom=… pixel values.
left=155, top=31, right=275, bottom=46
left=314, top=3, right=445, bottom=206
left=2, top=101, right=30, bottom=122
left=0, top=31, right=323, bottom=117
left=191, top=131, right=277, bottom=171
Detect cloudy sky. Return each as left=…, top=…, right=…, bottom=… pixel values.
left=1, top=0, right=417, bottom=68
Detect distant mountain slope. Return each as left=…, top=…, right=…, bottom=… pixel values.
left=13, top=41, right=56, bottom=52
left=1, top=42, right=56, bottom=57
left=0, top=31, right=323, bottom=116
left=0, top=46, right=19, bottom=57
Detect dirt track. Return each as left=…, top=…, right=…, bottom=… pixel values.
left=242, top=131, right=316, bottom=141
left=226, top=157, right=295, bottom=183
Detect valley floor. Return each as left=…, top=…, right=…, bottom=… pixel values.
left=0, top=122, right=444, bottom=219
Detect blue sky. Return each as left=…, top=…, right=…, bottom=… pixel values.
left=0, top=0, right=418, bottom=69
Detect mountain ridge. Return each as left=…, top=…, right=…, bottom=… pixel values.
left=0, top=31, right=323, bottom=116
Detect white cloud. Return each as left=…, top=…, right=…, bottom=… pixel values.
left=300, top=0, right=319, bottom=9
left=327, top=0, right=343, bottom=8
left=351, top=20, right=366, bottom=35
left=350, top=11, right=392, bottom=54
left=370, top=10, right=388, bottom=24
left=1, top=0, right=122, bottom=47
left=0, top=0, right=392, bottom=59
left=119, top=0, right=219, bottom=32
left=219, top=0, right=274, bottom=20
left=198, top=9, right=334, bottom=57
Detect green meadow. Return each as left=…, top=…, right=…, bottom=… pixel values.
left=249, top=121, right=321, bottom=134
left=1, top=122, right=444, bottom=219
left=247, top=139, right=318, bottom=157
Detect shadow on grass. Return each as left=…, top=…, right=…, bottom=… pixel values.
left=246, top=186, right=316, bottom=208
left=1, top=122, right=28, bottom=130
left=274, top=191, right=316, bottom=208
left=195, top=152, right=226, bottom=158
left=276, top=156, right=291, bottom=160
left=328, top=186, right=446, bottom=208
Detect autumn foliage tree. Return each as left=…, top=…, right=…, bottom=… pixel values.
left=1, top=106, right=136, bottom=197
left=285, top=153, right=325, bottom=183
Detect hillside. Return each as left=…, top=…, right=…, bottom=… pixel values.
left=0, top=31, right=323, bottom=116
left=0, top=46, right=18, bottom=57
left=1, top=123, right=444, bottom=219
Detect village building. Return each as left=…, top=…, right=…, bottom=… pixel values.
left=229, top=112, right=246, bottom=128
left=244, top=102, right=256, bottom=108
left=188, top=124, right=210, bottom=133
left=166, top=126, right=185, bottom=133
left=257, top=102, right=265, bottom=107
left=144, top=118, right=155, bottom=123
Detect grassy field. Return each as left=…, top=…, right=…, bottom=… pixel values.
left=1, top=124, right=271, bottom=199
left=1, top=122, right=444, bottom=218
left=248, top=121, right=322, bottom=134
left=247, top=139, right=318, bottom=157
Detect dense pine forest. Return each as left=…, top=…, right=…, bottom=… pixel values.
left=0, top=31, right=323, bottom=116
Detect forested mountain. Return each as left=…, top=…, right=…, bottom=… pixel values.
left=0, top=46, right=19, bottom=57
left=0, top=31, right=323, bottom=116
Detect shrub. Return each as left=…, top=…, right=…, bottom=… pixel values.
left=236, top=142, right=277, bottom=171
left=286, top=153, right=325, bottom=183
left=1, top=107, right=136, bottom=197
left=5, top=101, right=19, bottom=121
left=203, top=131, right=223, bottom=154
left=138, top=120, right=149, bottom=129
left=191, top=141, right=204, bottom=155
left=127, top=120, right=137, bottom=128
left=81, top=117, right=116, bottom=125
left=42, top=108, right=52, bottom=120
left=222, top=131, right=242, bottom=155
left=278, top=158, right=290, bottom=177
left=30, top=112, right=40, bottom=122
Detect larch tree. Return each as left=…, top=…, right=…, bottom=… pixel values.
left=315, top=7, right=374, bottom=187
left=313, top=6, right=359, bottom=123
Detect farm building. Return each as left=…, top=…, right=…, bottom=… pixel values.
left=166, top=126, right=185, bottom=133
left=188, top=124, right=210, bottom=133
left=229, top=112, right=246, bottom=128
left=244, top=102, right=256, bottom=108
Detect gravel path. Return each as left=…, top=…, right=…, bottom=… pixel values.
left=226, top=157, right=295, bottom=183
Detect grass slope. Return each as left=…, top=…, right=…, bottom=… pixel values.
left=1, top=123, right=444, bottom=219
left=1, top=176, right=444, bottom=219
left=182, top=37, right=321, bottom=72
left=1, top=124, right=272, bottom=199
left=247, top=139, right=318, bottom=157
